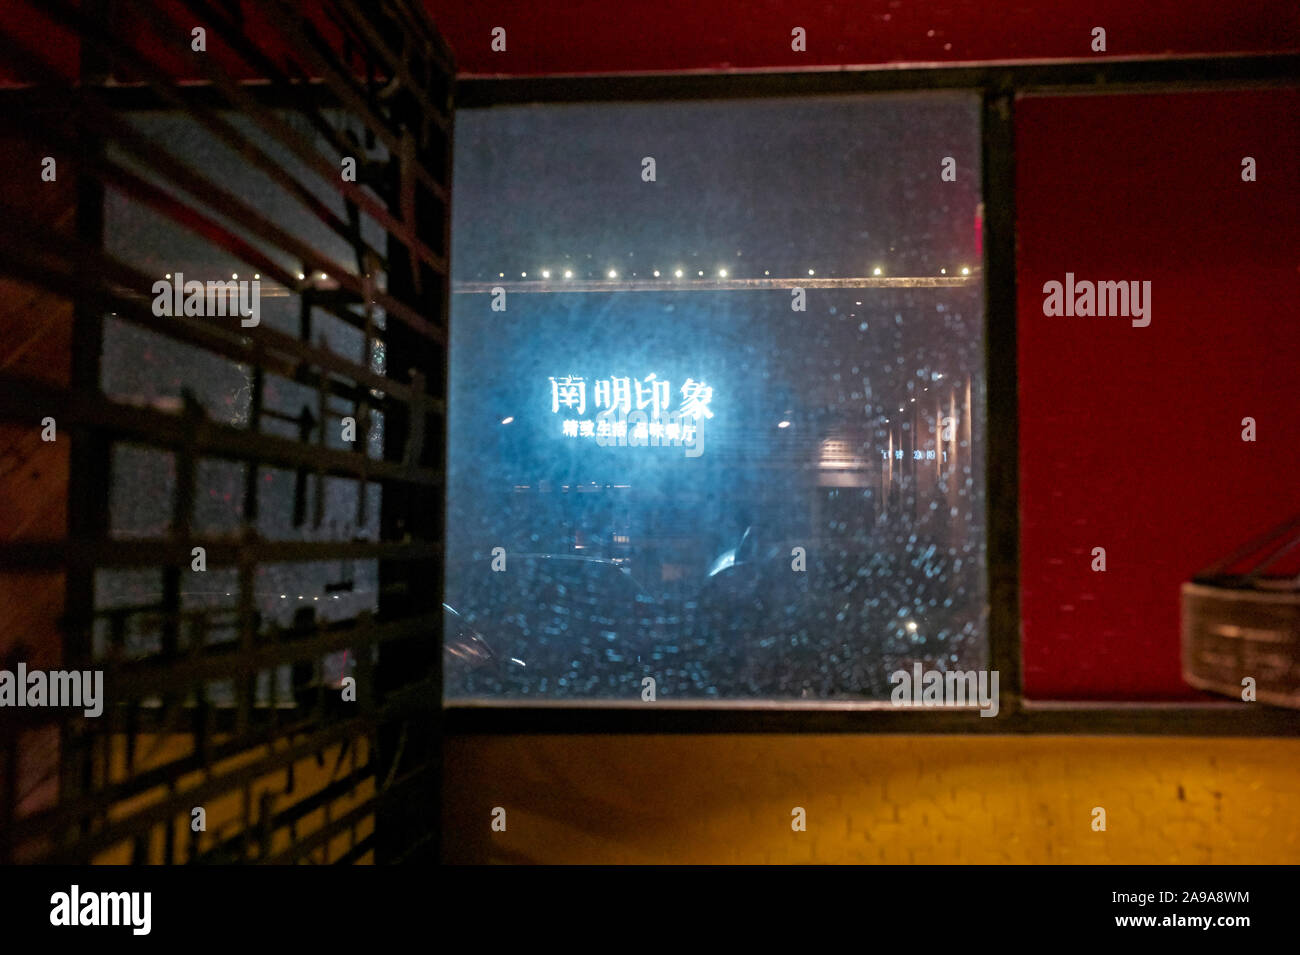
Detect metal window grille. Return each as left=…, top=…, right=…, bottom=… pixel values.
left=0, top=0, right=450, bottom=863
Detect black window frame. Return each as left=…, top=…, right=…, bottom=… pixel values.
left=444, top=53, right=1300, bottom=737
left=15, top=55, right=1294, bottom=747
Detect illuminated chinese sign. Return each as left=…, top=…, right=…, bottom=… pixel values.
left=547, top=374, right=712, bottom=457
left=881, top=449, right=948, bottom=461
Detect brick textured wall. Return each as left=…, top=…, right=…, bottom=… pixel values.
left=444, top=735, right=1300, bottom=864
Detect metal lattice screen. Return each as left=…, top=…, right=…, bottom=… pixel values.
left=0, top=0, right=450, bottom=863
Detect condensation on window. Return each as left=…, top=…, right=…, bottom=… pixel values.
left=446, top=93, right=987, bottom=702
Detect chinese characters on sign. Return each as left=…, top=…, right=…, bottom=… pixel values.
left=880, top=449, right=948, bottom=461
left=549, top=373, right=712, bottom=417
left=547, top=374, right=712, bottom=458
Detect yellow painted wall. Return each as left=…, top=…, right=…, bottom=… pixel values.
left=443, top=735, right=1300, bottom=864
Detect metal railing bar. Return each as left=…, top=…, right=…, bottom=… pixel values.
left=1199, top=514, right=1300, bottom=579
left=263, top=757, right=431, bottom=864
left=133, top=0, right=451, bottom=283
left=0, top=193, right=367, bottom=345
left=260, top=788, right=375, bottom=864
left=260, top=0, right=450, bottom=206
left=330, top=0, right=449, bottom=135
left=177, top=0, right=394, bottom=185
left=31, top=676, right=439, bottom=862
left=0, top=32, right=445, bottom=344
left=38, top=0, right=393, bottom=282
left=15, top=711, right=324, bottom=840
left=194, top=758, right=373, bottom=862
left=385, top=0, right=455, bottom=79
left=0, top=217, right=432, bottom=412
left=33, top=718, right=374, bottom=862
left=0, top=537, right=439, bottom=571
left=333, top=830, right=374, bottom=864
left=0, top=373, right=443, bottom=485
left=107, top=611, right=440, bottom=699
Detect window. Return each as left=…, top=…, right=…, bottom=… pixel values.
left=446, top=93, right=986, bottom=701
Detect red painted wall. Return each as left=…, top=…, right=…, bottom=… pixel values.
left=7, top=1, right=1296, bottom=84
left=426, top=0, right=1299, bottom=76
left=1016, top=89, right=1300, bottom=699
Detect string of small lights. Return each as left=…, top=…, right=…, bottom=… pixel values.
left=454, top=266, right=977, bottom=294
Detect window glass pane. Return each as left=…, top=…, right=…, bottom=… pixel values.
left=447, top=93, right=986, bottom=701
